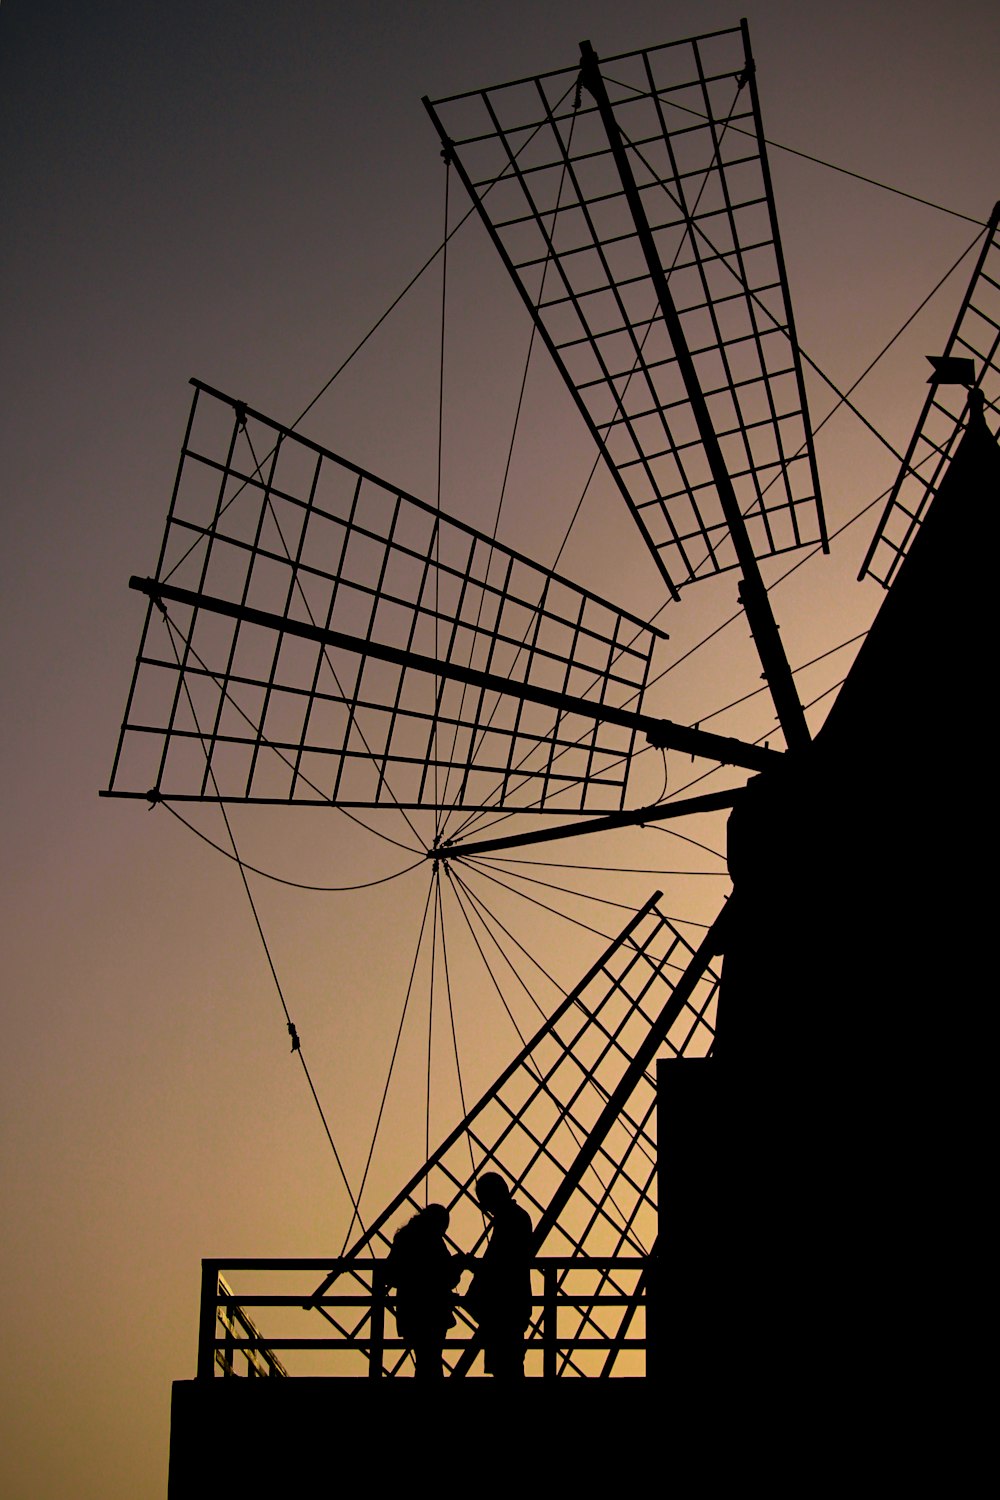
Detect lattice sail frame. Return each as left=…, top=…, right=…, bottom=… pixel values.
left=861, top=203, right=1000, bottom=587
left=106, top=382, right=661, bottom=813
left=425, top=22, right=826, bottom=595
left=322, top=895, right=719, bottom=1377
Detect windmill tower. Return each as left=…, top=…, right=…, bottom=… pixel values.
left=104, top=22, right=998, bottom=1459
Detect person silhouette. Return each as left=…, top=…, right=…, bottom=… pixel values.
left=467, top=1172, right=533, bottom=1378
left=385, top=1203, right=459, bottom=1379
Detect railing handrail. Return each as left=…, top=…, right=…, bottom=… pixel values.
left=199, top=1254, right=648, bottom=1381
left=202, top=1254, right=645, bottom=1270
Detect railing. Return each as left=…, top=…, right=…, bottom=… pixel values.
left=197, top=1257, right=647, bottom=1380
left=212, top=1275, right=288, bottom=1378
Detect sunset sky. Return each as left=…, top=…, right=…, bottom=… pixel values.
left=2, top=1, right=997, bottom=1494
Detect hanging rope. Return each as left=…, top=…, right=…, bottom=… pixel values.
left=157, top=610, right=364, bottom=1227
left=216, top=797, right=364, bottom=1229
left=160, top=801, right=424, bottom=890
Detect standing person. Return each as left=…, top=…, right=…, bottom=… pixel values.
left=385, top=1203, right=459, bottom=1380
left=468, top=1172, right=533, bottom=1378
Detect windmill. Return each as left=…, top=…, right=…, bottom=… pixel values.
left=104, top=21, right=999, bottom=1391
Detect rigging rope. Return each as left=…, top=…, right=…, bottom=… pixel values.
left=646, top=484, right=893, bottom=704
left=158, top=86, right=577, bottom=598
left=159, top=610, right=364, bottom=1226
left=433, top=156, right=451, bottom=833
left=443, top=868, right=533, bottom=1043
left=435, top=875, right=477, bottom=1181
left=449, top=862, right=575, bottom=1016
left=338, top=877, right=437, bottom=1253
left=694, top=632, right=868, bottom=728
left=458, top=858, right=622, bottom=946
left=160, top=801, right=424, bottom=890
left=616, top=116, right=986, bottom=474
left=442, top=875, right=669, bottom=1260
left=440, top=870, right=707, bottom=1230
left=437, top=100, right=582, bottom=840
left=482, top=855, right=726, bottom=876
left=602, top=66, right=988, bottom=228
left=464, top=858, right=725, bottom=912
left=289, top=218, right=472, bottom=435
left=290, top=78, right=577, bottom=434
left=424, top=872, right=437, bottom=1197
left=731, top=121, right=988, bottom=227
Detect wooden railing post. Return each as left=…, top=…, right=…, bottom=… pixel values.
left=542, top=1262, right=557, bottom=1380
left=369, top=1267, right=387, bottom=1378
left=197, top=1261, right=219, bottom=1381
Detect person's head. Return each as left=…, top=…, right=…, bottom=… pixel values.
left=421, top=1202, right=450, bottom=1237
left=475, top=1172, right=511, bottom=1215
left=394, top=1202, right=450, bottom=1243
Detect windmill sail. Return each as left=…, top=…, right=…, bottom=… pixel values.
left=105, top=381, right=662, bottom=813
left=860, top=202, right=1000, bottom=587
left=425, top=22, right=826, bottom=598
left=323, top=893, right=719, bottom=1377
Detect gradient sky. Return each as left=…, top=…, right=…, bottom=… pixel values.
left=2, top=1, right=997, bottom=1494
